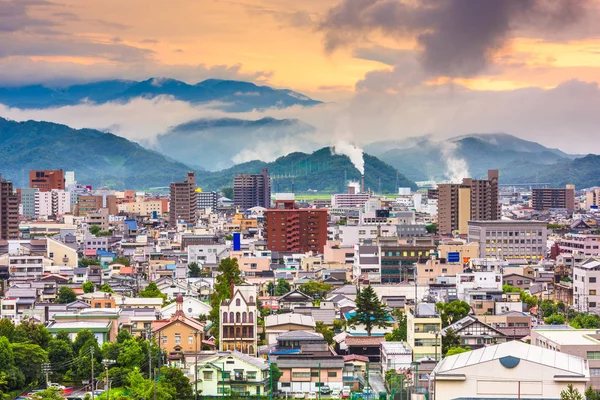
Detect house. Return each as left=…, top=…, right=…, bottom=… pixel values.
left=274, top=354, right=344, bottom=394
left=441, top=315, right=508, bottom=350
left=344, top=336, right=386, bottom=363
left=277, top=289, right=314, bottom=312
left=406, top=303, right=442, bottom=361
left=503, top=273, right=533, bottom=291
left=219, top=283, right=258, bottom=355
left=381, top=342, right=412, bottom=374
left=192, top=351, right=269, bottom=397
left=432, top=341, right=589, bottom=400
left=161, top=296, right=211, bottom=319
left=47, top=308, right=121, bottom=345
left=72, top=267, right=89, bottom=284
left=264, top=313, right=315, bottom=345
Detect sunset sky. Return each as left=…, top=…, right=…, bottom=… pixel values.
left=3, top=0, right=600, bottom=153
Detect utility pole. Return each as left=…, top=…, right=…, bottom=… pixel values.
left=269, top=354, right=273, bottom=400
left=91, top=347, right=95, bottom=400
left=192, top=330, right=199, bottom=400
left=103, top=359, right=115, bottom=400
left=318, top=363, right=321, bottom=400
left=41, top=363, right=51, bottom=388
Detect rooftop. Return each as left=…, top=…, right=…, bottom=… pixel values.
left=533, top=328, right=600, bottom=346
left=381, top=341, right=412, bottom=355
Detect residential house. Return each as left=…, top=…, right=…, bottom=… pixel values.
left=220, top=283, right=258, bottom=355
left=406, top=303, right=442, bottom=361
left=441, top=315, right=508, bottom=350
left=277, top=289, right=314, bottom=312
left=344, top=336, right=386, bottom=363
left=47, top=308, right=120, bottom=345
left=381, top=342, right=412, bottom=374
left=264, top=313, right=316, bottom=345
left=161, top=296, right=211, bottom=319
left=503, top=273, right=533, bottom=291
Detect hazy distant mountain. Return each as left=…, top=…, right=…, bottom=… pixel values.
left=0, top=78, right=321, bottom=111
left=196, top=147, right=417, bottom=193
left=0, top=117, right=192, bottom=189
left=366, top=133, right=577, bottom=182
left=155, top=117, right=317, bottom=170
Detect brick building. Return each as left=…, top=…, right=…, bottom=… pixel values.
left=532, top=185, right=575, bottom=211
left=0, top=175, right=19, bottom=240
left=29, top=170, right=65, bottom=192
left=169, top=172, right=197, bottom=227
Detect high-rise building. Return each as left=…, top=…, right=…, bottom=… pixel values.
left=438, top=170, right=499, bottom=236
left=197, top=191, right=218, bottom=211
left=263, top=199, right=328, bottom=253
left=35, top=190, right=71, bottom=217
left=233, top=168, right=270, bottom=210
left=532, top=185, right=575, bottom=211
left=29, top=170, right=65, bottom=192
left=0, top=175, right=19, bottom=240
left=169, top=172, right=197, bottom=227
left=18, top=188, right=38, bottom=218
left=75, top=194, right=117, bottom=216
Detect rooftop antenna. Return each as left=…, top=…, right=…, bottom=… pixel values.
left=292, top=178, right=295, bottom=194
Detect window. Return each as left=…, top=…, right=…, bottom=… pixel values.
left=247, top=371, right=257, bottom=380
left=203, top=371, right=213, bottom=380
left=236, top=299, right=241, bottom=306
left=591, top=369, right=600, bottom=377
left=281, top=383, right=291, bottom=388
left=328, top=372, right=337, bottom=378
left=189, top=336, right=194, bottom=345
left=442, top=268, right=447, bottom=273
left=311, top=371, right=319, bottom=377
left=292, top=372, right=311, bottom=378
left=590, top=302, right=597, bottom=308
left=175, top=334, right=181, bottom=344
left=588, top=351, right=600, bottom=360
left=590, top=290, right=597, bottom=296
left=591, top=277, right=597, bottom=283
left=162, top=336, right=167, bottom=345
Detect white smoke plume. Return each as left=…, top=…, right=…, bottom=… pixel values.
left=331, top=140, right=365, bottom=175
left=440, top=142, right=469, bottom=183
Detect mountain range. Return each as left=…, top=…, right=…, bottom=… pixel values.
left=0, top=78, right=321, bottom=112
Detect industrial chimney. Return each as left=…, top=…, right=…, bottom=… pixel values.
left=361, top=175, right=365, bottom=194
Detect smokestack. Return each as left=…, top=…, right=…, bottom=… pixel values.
left=348, top=185, right=356, bottom=195
left=361, top=175, right=365, bottom=194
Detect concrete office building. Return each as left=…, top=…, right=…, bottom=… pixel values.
left=29, top=170, right=65, bottom=192
left=169, top=172, right=197, bottom=227
left=467, top=220, right=547, bottom=260
left=19, top=188, right=38, bottom=218
left=197, top=191, right=218, bottom=210
left=532, top=185, right=575, bottom=211
left=573, top=258, right=600, bottom=313
left=233, top=168, right=270, bottom=210
left=36, top=190, right=71, bottom=217
left=264, top=199, right=328, bottom=253
left=438, top=170, right=499, bottom=236
left=0, top=175, right=19, bottom=240
left=75, top=194, right=118, bottom=216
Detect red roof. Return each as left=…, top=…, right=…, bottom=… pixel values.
left=343, top=354, right=370, bottom=363
left=345, top=336, right=386, bottom=346
left=84, top=249, right=97, bottom=256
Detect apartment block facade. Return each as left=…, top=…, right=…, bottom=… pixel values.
left=197, top=191, right=218, bottom=210
left=35, top=190, right=71, bottom=217
left=29, top=170, right=65, bottom=192
left=559, top=234, right=600, bottom=258
left=467, top=220, right=548, bottom=260
left=0, top=175, right=19, bottom=240
left=532, top=185, right=575, bottom=211
left=438, top=170, right=499, bottom=236
left=573, top=258, right=600, bottom=313
left=76, top=194, right=118, bottom=216
left=169, top=172, right=197, bottom=227
left=233, top=168, right=270, bottom=210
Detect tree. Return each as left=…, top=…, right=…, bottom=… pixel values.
left=545, top=314, right=566, bottom=325
left=586, top=386, right=600, bottom=400
left=48, top=338, right=74, bottom=375
left=425, top=223, right=438, bottom=234
left=188, top=262, right=201, bottom=278
left=270, top=363, right=283, bottom=386
left=113, top=257, right=131, bottom=266
left=436, top=300, right=471, bottom=327
left=209, top=257, right=244, bottom=340
left=385, top=312, right=407, bottom=342
left=333, top=319, right=345, bottom=332
left=274, top=278, right=291, bottom=296
left=0, top=337, right=14, bottom=371
left=315, top=322, right=334, bottom=345
left=561, top=384, right=584, bottom=400
left=82, top=281, right=95, bottom=294
left=160, top=367, right=193, bottom=400
left=30, top=387, right=65, bottom=400
left=73, top=329, right=97, bottom=355
left=446, top=346, right=471, bottom=356
left=298, top=281, right=332, bottom=299
left=139, top=282, right=167, bottom=303
left=540, top=299, right=557, bottom=318
left=347, top=285, right=391, bottom=336
left=442, top=329, right=461, bottom=356
left=117, top=339, right=145, bottom=369
left=56, top=286, right=77, bottom=304
left=99, top=283, right=114, bottom=293
left=79, top=258, right=100, bottom=267
left=0, top=318, right=15, bottom=341
left=13, top=320, right=51, bottom=349
left=221, top=187, right=234, bottom=200
left=89, top=225, right=101, bottom=236
left=12, top=342, right=48, bottom=384
left=116, top=329, right=133, bottom=344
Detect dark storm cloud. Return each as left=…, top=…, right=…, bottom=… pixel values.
left=320, top=0, right=588, bottom=77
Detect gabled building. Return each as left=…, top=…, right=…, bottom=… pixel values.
left=441, top=315, right=508, bottom=350
left=277, top=289, right=314, bottom=312
left=264, top=313, right=315, bottom=345
left=219, top=283, right=258, bottom=355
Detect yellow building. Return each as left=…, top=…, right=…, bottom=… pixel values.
left=231, top=214, right=258, bottom=231
left=437, top=240, right=479, bottom=262
left=406, top=303, right=442, bottom=361
left=47, top=237, right=79, bottom=267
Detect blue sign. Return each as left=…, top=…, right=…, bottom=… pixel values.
left=447, top=251, right=460, bottom=263
left=233, top=232, right=241, bottom=251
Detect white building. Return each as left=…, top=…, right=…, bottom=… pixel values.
left=338, top=225, right=396, bottom=246
left=456, top=271, right=503, bottom=302
left=35, top=190, right=71, bottom=217
left=573, top=258, right=600, bottom=313
left=352, top=244, right=380, bottom=283
left=187, top=244, right=229, bottom=265
left=219, top=283, right=258, bottom=355
left=432, top=341, right=589, bottom=400
left=161, top=296, right=212, bottom=319
left=381, top=342, right=413, bottom=374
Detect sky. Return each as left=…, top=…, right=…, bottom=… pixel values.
left=2, top=0, right=600, bottom=155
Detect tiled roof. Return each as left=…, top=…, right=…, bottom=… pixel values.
left=345, top=336, right=386, bottom=346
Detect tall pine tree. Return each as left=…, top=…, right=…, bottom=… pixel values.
left=348, top=285, right=390, bottom=336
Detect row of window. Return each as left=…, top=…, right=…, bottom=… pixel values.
left=291, top=371, right=338, bottom=378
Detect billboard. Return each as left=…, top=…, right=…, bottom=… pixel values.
left=447, top=251, right=460, bottom=263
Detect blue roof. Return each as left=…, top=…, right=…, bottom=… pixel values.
left=97, top=250, right=115, bottom=257
left=165, top=264, right=176, bottom=270
left=124, top=220, right=138, bottom=231
left=344, top=311, right=394, bottom=322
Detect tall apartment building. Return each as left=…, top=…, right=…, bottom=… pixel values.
left=532, top=185, right=575, bottom=211
left=75, top=195, right=117, bottom=216
left=0, top=175, right=19, bottom=240
left=233, top=168, right=270, bottom=210
left=467, top=220, right=548, bottom=260
left=572, top=258, right=600, bottom=314
left=35, top=190, right=71, bottom=217
left=586, top=188, right=600, bottom=209
left=219, top=284, right=258, bottom=355
left=438, top=170, right=499, bottom=236
left=169, top=172, right=197, bottom=227
left=29, top=170, right=65, bottom=192
left=19, top=188, right=38, bottom=218
left=263, top=200, right=328, bottom=253
left=197, top=191, right=218, bottom=211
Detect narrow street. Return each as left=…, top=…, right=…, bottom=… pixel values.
left=368, top=370, right=387, bottom=395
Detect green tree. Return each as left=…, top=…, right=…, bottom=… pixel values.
left=113, top=257, right=131, bottom=266
left=48, top=338, right=74, bottom=375
left=99, top=283, right=114, bottom=293
left=73, top=329, right=97, bottom=355
left=0, top=337, right=14, bottom=371
left=188, top=262, right=201, bottom=278
left=13, top=320, right=51, bottom=349
left=79, top=258, right=100, bottom=267
left=30, top=387, right=65, bottom=400
left=585, top=386, right=600, bottom=400
left=55, top=330, right=72, bottom=344
left=425, top=223, right=438, bottom=234
left=446, top=346, right=471, bottom=356
left=221, top=187, right=234, bottom=200
left=12, top=342, right=48, bottom=384
left=116, top=329, right=133, bottom=344
left=0, top=318, right=15, bottom=341
left=315, top=322, right=334, bottom=345
left=540, top=299, right=557, bottom=318
left=561, top=384, right=584, bottom=400
left=89, top=225, right=101, bottom=235
left=545, top=314, right=566, bottom=325
left=385, top=312, right=407, bottom=342
left=297, top=281, right=332, bottom=298
left=117, top=339, right=145, bottom=369
left=436, top=300, right=471, bottom=327
left=442, top=329, right=461, bottom=356
left=160, top=367, right=193, bottom=400
left=139, top=282, right=167, bottom=303
left=347, top=285, right=391, bottom=336
left=56, top=286, right=77, bottom=304
left=270, top=363, right=283, bottom=386
left=275, top=278, right=291, bottom=296
left=82, top=281, right=95, bottom=294
left=332, top=319, right=345, bottom=332
left=208, top=258, right=244, bottom=340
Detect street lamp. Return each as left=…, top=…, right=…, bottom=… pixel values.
left=429, top=331, right=440, bottom=361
